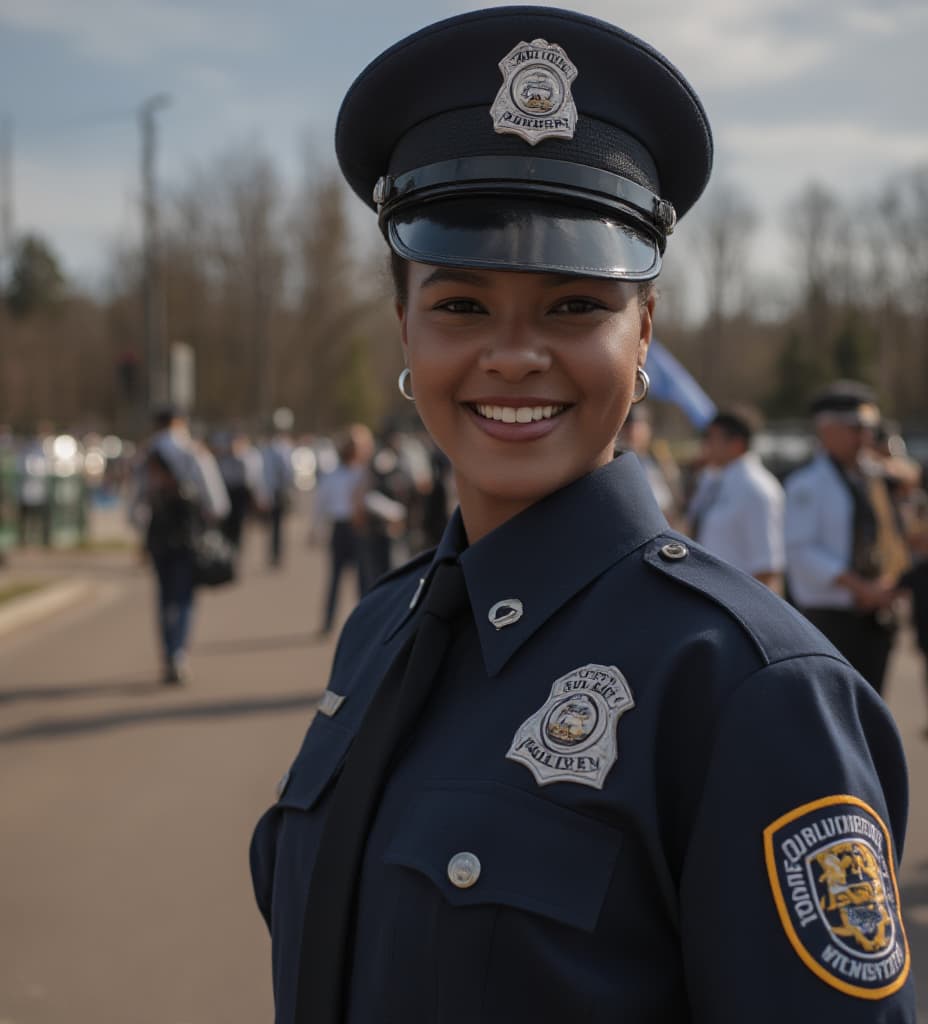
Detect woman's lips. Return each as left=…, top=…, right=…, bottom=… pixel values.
left=463, top=400, right=571, bottom=441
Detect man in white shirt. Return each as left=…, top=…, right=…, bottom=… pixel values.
left=689, top=406, right=785, bottom=591
left=784, top=381, right=901, bottom=693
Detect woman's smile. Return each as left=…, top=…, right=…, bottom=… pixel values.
left=464, top=397, right=573, bottom=441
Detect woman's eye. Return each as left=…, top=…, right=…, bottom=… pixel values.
left=551, top=298, right=605, bottom=314
left=434, top=298, right=486, bottom=314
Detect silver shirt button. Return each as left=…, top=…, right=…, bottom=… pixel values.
left=659, top=541, right=689, bottom=561
left=447, top=851, right=481, bottom=889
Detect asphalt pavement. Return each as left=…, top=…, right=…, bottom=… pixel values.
left=0, top=517, right=926, bottom=1022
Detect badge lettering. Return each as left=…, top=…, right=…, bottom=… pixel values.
left=506, top=664, right=634, bottom=788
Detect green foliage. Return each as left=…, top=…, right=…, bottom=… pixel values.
left=832, top=315, right=875, bottom=381
left=766, top=330, right=813, bottom=417
left=766, top=315, right=877, bottom=419
left=5, top=234, right=65, bottom=317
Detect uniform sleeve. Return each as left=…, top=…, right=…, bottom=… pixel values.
left=250, top=805, right=282, bottom=928
left=679, top=654, right=915, bottom=1022
left=740, top=484, right=785, bottom=576
left=784, top=477, right=846, bottom=592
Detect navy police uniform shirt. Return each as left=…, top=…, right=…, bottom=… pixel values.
left=250, top=455, right=914, bottom=1022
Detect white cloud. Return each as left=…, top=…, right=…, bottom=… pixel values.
left=0, top=0, right=272, bottom=63
left=843, top=4, right=928, bottom=36
left=182, top=65, right=237, bottom=98
left=12, top=152, right=139, bottom=283
left=725, top=120, right=928, bottom=178
left=460, top=0, right=834, bottom=88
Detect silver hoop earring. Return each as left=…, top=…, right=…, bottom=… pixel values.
left=631, top=366, right=650, bottom=404
left=397, top=367, right=415, bottom=402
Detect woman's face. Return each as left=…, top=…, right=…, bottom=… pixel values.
left=399, top=262, right=653, bottom=535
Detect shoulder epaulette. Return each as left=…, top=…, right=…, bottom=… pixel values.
left=642, top=534, right=843, bottom=667
left=368, top=546, right=437, bottom=594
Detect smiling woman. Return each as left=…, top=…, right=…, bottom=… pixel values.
left=249, top=7, right=915, bottom=1023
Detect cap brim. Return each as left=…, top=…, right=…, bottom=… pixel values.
left=388, top=196, right=660, bottom=280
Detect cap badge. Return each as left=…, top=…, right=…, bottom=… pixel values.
left=490, top=38, right=578, bottom=146
left=506, top=664, right=634, bottom=789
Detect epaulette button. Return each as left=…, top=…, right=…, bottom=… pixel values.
left=659, top=542, right=689, bottom=561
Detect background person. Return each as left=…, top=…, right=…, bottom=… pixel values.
left=133, top=406, right=230, bottom=684
left=688, top=405, right=785, bottom=591
left=260, top=412, right=296, bottom=570
left=784, top=381, right=908, bottom=693
left=355, top=432, right=408, bottom=591
left=314, top=424, right=373, bottom=636
left=615, top=404, right=683, bottom=527
left=213, top=428, right=266, bottom=555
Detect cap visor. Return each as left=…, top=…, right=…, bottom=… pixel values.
left=388, top=196, right=660, bottom=280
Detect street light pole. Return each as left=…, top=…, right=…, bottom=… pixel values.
left=139, top=94, right=170, bottom=417
left=0, top=115, right=13, bottom=286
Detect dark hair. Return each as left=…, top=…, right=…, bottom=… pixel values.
left=708, top=404, right=763, bottom=444
left=389, top=249, right=655, bottom=307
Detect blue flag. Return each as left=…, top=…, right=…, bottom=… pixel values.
left=644, top=339, right=716, bottom=428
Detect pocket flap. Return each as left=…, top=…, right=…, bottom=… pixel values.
left=384, top=780, right=620, bottom=933
left=276, top=714, right=354, bottom=811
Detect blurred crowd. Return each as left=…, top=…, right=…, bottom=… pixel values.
left=2, top=382, right=927, bottom=717
left=623, top=383, right=928, bottom=713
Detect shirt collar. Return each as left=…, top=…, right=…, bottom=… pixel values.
left=400, top=455, right=668, bottom=676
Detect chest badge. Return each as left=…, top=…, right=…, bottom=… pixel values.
left=506, top=664, right=634, bottom=789
left=490, top=38, right=578, bottom=146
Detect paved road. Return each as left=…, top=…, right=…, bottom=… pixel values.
left=1, top=522, right=926, bottom=1022
left=0, top=522, right=339, bottom=1024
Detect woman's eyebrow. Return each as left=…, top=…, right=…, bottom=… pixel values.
left=420, top=268, right=489, bottom=288
left=419, top=269, right=610, bottom=289
left=544, top=274, right=599, bottom=287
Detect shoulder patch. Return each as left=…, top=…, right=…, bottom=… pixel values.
left=763, top=795, right=910, bottom=999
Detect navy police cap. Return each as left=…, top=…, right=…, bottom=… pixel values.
left=809, top=380, right=881, bottom=425
left=336, top=6, right=713, bottom=281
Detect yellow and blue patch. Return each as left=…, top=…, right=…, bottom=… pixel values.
left=763, top=795, right=909, bottom=999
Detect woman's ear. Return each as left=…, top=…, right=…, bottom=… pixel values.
left=638, top=291, right=655, bottom=365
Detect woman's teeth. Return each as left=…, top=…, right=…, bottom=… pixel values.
left=474, top=404, right=565, bottom=424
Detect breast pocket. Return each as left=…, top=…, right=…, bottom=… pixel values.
left=380, top=780, right=621, bottom=1023
left=276, top=713, right=355, bottom=812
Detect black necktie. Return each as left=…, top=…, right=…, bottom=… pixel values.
left=294, top=560, right=470, bottom=1023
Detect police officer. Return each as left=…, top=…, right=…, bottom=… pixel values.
left=785, top=381, right=908, bottom=694
left=251, top=9, right=914, bottom=1022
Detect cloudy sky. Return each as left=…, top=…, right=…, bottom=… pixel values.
left=1, top=0, right=926, bottom=293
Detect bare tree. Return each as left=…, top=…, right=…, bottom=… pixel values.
left=215, top=145, right=285, bottom=427
left=688, top=180, right=758, bottom=397
left=288, top=163, right=376, bottom=430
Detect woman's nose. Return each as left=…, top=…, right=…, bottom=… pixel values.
left=477, top=326, right=552, bottom=381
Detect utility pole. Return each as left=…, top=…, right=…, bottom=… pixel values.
left=0, top=115, right=13, bottom=286
left=139, top=94, right=170, bottom=417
